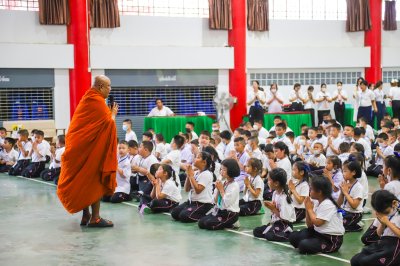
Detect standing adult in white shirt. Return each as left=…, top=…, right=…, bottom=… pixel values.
left=304, top=86, right=316, bottom=127
left=373, top=81, right=386, bottom=129
left=247, top=80, right=266, bottom=125
left=389, top=79, right=400, bottom=119
left=332, top=81, right=348, bottom=126
left=353, top=77, right=365, bottom=123
left=355, top=80, right=378, bottom=127
left=265, top=83, right=284, bottom=113
left=148, top=98, right=174, bottom=117
left=316, top=83, right=332, bottom=126
left=289, top=83, right=306, bottom=111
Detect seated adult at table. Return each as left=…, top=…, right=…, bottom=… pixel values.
left=265, top=83, right=283, bottom=113
left=148, top=98, right=174, bottom=117
left=247, top=80, right=266, bottom=125
left=268, top=116, right=293, bottom=133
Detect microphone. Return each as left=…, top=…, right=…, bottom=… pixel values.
left=108, top=95, right=115, bottom=108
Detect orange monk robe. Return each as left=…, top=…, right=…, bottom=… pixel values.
left=57, top=88, right=117, bottom=214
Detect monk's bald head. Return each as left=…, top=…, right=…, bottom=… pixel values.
left=93, top=75, right=111, bottom=98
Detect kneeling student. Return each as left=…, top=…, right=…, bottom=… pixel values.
left=198, top=159, right=240, bottom=230
left=239, top=158, right=264, bottom=216
left=41, top=135, right=65, bottom=184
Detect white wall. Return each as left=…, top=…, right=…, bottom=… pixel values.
left=53, top=69, right=70, bottom=130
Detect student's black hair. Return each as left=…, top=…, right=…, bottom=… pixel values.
left=275, top=122, right=287, bottom=130
left=285, top=131, right=295, bottom=139
left=203, top=145, right=221, bottom=163
left=321, top=83, right=327, bottom=88
left=268, top=131, right=277, bottom=138
left=358, top=116, right=367, bottom=123
left=160, top=164, right=179, bottom=187
left=270, top=83, right=278, bottom=91
left=155, top=133, right=164, bottom=142
left=128, top=140, right=138, bottom=148
left=375, top=80, right=383, bottom=88
left=307, top=85, right=314, bottom=92
left=0, top=127, right=6, bottom=132
left=377, top=132, right=389, bottom=141
left=252, top=80, right=260, bottom=86
left=191, top=139, right=199, bottom=146
left=254, top=119, right=264, bottom=125
left=220, top=130, right=232, bottom=140
left=394, top=143, right=400, bottom=152
left=327, top=155, right=342, bottom=170
left=243, top=130, right=251, bottom=138
left=149, top=163, right=161, bottom=176
left=353, top=127, right=363, bottom=137
left=142, top=131, right=153, bottom=139
left=200, top=130, right=211, bottom=138
left=308, top=127, right=318, bottom=132
left=180, top=133, right=190, bottom=141
left=234, top=137, right=246, bottom=145
left=351, top=142, right=365, bottom=154
left=337, top=81, right=343, bottom=86
left=350, top=152, right=366, bottom=170
left=300, top=123, right=308, bottom=129
left=248, top=136, right=259, bottom=145
left=186, top=121, right=195, bottom=127
left=119, top=140, right=128, bottom=146
left=294, top=83, right=301, bottom=89
left=123, top=119, right=132, bottom=125
left=383, top=121, right=395, bottom=129
left=371, top=190, right=398, bottom=213
left=293, top=161, right=310, bottom=183
left=273, top=141, right=289, bottom=156
left=388, top=130, right=398, bottom=139
left=360, top=80, right=368, bottom=86
left=173, top=135, right=185, bottom=149
left=141, top=140, right=154, bottom=152
left=31, top=129, right=38, bottom=135
left=344, top=124, right=354, bottom=130
left=234, top=128, right=245, bottom=135
left=269, top=168, right=292, bottom=204
left=338, top=142, right=351, bottom=153
left=17, top=129, right=29, bottom=137
left=343, top=157, right=362, bottom=179
left=273, top=115, right=282, bottom=121
left=198, top=151, right=217, bottom=181
left=384, top=154, right=400, bottom=180
left=4, top=137, right=16, bottom=147
left=264, top=143, right=274, bottom=153
left=221, top=158, right=241, bottom=178
left=331, top=123, right=341, bottom=131
left=310, top=175, right=340, bottom=209
left=57, top=135, right=65, bottom=145
left=155, top=98, right=163, bottom=104
left=247, top=158, right=263, bottom=175
left=34, top=130, right=44, bottom=137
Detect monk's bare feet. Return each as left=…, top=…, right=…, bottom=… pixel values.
left=80, top=209, right=91, bottom=226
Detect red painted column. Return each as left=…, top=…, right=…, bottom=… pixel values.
left=228, top=0, right=247, bottom=130
left=364, top=0, right=382, bottom=83
left=67, top=0, right=91, bottom=118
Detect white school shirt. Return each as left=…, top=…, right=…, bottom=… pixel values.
left=165, top=150, right=182, bottom=187
left=223, top=141, right=235, bottom=159
left=383, top=210, right=400, bottom=237
left=125, top=130, right=138, bottom=142
left=258, top=127, right=269, bottom=139
left=331, top=170, right=344, bottom=201
left=237, top=151, right=250, bottom=177
left=250, top=148, right=263, bottom=160
left=18, top=141, right=32, bottom=160
left=43, top=140, right=51, bottom=157
left=376, top=145, right=394, bottom=166
left=317, top=91, right=331, bottom=111
left=314, top=199, right=345, bottom=235
left=318, top=136, right=328, bottom=149
left=332, top=89, right=348, bottom=104
left=136, top=154, right=159, bottom=172
left=356, top=137, right=372, bottom=160
left=374, top=89, right=385, bottom=104
left=190, top=131, right=199, bottom=141
left=243, top=175, right=264, bottom=202
left=180, top=144, right=193, bottom=164
left=130, top=154, right=141, bottom=169
left=289, top=90, right=304, bottom=103
left=307, top=154, right=326, bottom=167
left=291, top=180, right=310, bottom=209
left=276, top=156, right=293, bottom=181
left=391, top=140, right=399, bottom=149
left=189, top=170, right=213, bottom=203
left=356, top=89, right=375, bottom=107
left=269, top=125, right=293, bottom=133
left=0, top=137, right=4, bottom=146
left=342, top=181, right=363, bottom=213
left=385, top=181, right=400, bottom=200
left=265, top=91, right=283, bottom=113
left=213, top=180, right=240, bottom=213
left=216, top=142, right=225, bottom=160
left=261, top=154, right=271, bottom=171
left=155, top=143, right=168, bottom=160
left=338, top=153, right=350, bottom=164
left=49, top=147, right=65, bottom=169
left=326, top=136, right=343, bottom=157
left=31, top=142, right=48, bottom=162
left=272, top=135, right=295, bottom=153
left=304, top=93, right=314, bottom=109
left=365, top=125, right=375, bottom=142
left=115, top=155, right=132, bottom=194
left=359, top=171, right=369, bottom=201
left=0, top=149, right=18, bottom=164
left=148, top=106, right=174, bottom=117
left=389, top=87, right=400, bottom=100
left=271, top=190, right=296, bottom=223
left=247, top=90, right=266, bottom=107
left=161, top=179, right=182, bottom=203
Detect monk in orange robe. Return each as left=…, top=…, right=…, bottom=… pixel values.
left=57, top=75, right=119, bottom=227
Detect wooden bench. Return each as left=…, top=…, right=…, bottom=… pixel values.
left=3, top=120, right=65, bottom=143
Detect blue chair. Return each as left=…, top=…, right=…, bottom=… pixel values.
left=31, top=101, right=49, bottom=120
left=12, top=101, right=29, bottom=120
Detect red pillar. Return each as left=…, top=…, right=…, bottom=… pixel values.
left=67, top=0, right=91, bottom=118
left=228, top=0, right=247, bottom=130
left=364, top=0, right=382, bottom=83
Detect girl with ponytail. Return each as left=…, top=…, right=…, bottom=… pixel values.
left=253, top=168, right=296, bottom=242
left=171, top=152, right=215, bottom=222
left=288, top=161, right=311, bottom=223
left=289, top=176, right=344, bottom=254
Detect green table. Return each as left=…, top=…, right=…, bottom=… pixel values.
left=144, top=116, right=214, bottom=142
left=344, top=104, right=393, bottom=129
left=244, top=112, right=312, bottom=136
